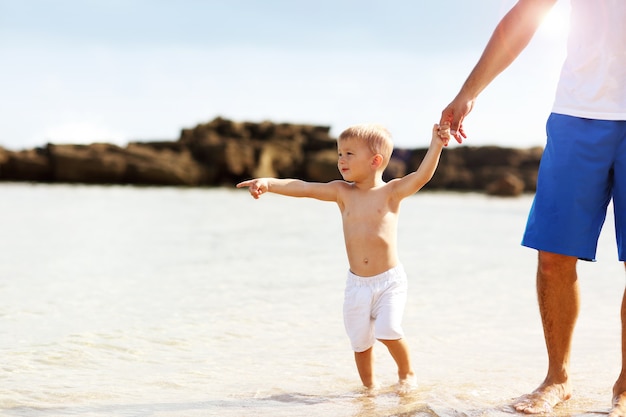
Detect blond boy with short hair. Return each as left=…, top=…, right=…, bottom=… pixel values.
left=237, top=122, right=449, bottom=390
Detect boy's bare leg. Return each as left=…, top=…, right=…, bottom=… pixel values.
left=379, top=338, right=415, bottom=383
left=514, top=251, right=577, bottom=413
left=354, top=347, right=376, bottom=388
left=609, top=266, right=626, bottom=417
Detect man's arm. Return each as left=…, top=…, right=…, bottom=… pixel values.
left=441, top=0, right=558, bottom=143
left=236, top=178, right=341, bottom=202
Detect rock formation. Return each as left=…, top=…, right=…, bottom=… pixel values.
left=0, top=117, right=543, bottom=196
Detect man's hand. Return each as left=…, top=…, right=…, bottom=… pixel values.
left=440, top=97, right=472, bottom=144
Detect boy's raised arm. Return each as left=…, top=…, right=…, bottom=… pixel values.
left=236, top=178, right=341, bottom=202
left=391, top=123, right=448, bottom=199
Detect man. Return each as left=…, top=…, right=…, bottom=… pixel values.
left=440, top=0, right=626, bottom=414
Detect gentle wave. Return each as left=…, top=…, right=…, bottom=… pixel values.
left=0, top=185, right=622, bottom=416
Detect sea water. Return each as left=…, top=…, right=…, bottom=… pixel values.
left=0, top=183, right=624, bottom=417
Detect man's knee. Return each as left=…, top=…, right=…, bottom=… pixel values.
left=537, top=250, right=577, bottom=278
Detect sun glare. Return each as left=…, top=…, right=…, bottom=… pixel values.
left=538, top=2, right=571, bottom=40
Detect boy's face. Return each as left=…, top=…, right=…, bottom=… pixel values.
left=337, top=137, right=376, bottom=181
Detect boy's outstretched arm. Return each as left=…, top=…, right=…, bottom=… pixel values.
left=236, top=178, right=341, bottom=202
left=391, top=123, right=449, bottom=199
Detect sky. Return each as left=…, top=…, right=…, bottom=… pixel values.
left=0, top=0, right=572, bottom=151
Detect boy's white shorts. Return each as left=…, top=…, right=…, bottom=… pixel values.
left=342, top=264, right=407, bottom=353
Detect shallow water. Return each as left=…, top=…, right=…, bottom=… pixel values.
left=0, top=184, right=624, bottom=416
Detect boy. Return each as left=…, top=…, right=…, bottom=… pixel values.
left=237, top=122, right=449, bottom=391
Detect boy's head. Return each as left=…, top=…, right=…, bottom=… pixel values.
left=338, top=124, right=394, bottom=170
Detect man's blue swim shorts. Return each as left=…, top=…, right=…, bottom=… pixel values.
left=522, top=113, right=626, bottom=261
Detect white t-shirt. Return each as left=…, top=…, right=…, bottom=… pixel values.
left=552, top=0, right=626, bottom=120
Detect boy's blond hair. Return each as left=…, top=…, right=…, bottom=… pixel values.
left=338, top=124, right=394, bottom=169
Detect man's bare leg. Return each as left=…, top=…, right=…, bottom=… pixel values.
left=514, top=251, right=578, bottom=413
left=609, top=264, right=626, bottom=417
left=354, top=347, right=376, bottom=389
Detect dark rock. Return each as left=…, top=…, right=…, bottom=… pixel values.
left=0, top=147, right=9, bottom=177
left=122, top=143, right=209, bottom=186
left=306, top=150, right=341, bottom=183
left=48, top=143, right=128, bottom=183
left=44, top=143, right=208, bottom=186
left=485, top=173, right=525, bottom=196
left=1, top=148, right=52, bottom=181
left=254, top=140, right=304, bottom=179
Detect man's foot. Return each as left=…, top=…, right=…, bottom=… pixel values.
left=609, top=392, right=626, bottom=417
left=513, top=382, right=572, bottom=414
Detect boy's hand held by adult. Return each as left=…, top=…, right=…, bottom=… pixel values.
left=436, top=122, right=452, bottom=147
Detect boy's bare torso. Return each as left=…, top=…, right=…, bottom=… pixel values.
left=337, top=182, right=400, bottom=277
